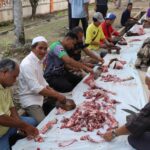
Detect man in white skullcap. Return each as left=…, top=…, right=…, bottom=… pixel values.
left=18, top=36, right=67, bottom=123
left=101, top=67, right=150, bottom=150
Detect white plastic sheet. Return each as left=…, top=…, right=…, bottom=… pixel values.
left=13, top=66, right=147, bottom=150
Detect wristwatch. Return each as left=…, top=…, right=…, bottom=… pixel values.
left=111, top=129, right=118, bottom=139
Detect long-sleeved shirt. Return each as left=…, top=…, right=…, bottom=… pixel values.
left=126, top=102, right=150, bottom=137
left=18, top=52, right=48, bottom=108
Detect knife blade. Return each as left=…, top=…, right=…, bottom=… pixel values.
left=122, top=108, right=136, bottom=114
left=129, top=104, right=140, bottom=111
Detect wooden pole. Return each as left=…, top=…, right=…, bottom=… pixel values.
left=50, top=0, right=54, bottom=13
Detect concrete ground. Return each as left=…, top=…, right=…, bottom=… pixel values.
left=0, top=0, right=149, bottom=58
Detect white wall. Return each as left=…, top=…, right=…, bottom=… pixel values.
left=0, top=0, right=50, bottom=22
left=0, top=0, right=94, bottom=22
left=53, top=0, right=67, bottom=12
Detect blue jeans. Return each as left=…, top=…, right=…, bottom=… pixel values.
left=100, top=50, right=108, bottom=58
left=0, top=116, right=37, bottom=150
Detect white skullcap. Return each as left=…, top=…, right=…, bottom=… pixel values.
left=146, top=67, right=150, bottom=78
left=32, top=36, right=47, bottom=45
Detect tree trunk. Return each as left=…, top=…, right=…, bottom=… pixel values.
left=13, top=0, right=25, bottom=47
left=29, top=0, right=39, bottom=19
left=32, top=5, right=37, bottom=19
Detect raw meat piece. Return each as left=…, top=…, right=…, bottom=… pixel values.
left=58, top=139, right=78, bottom=147
left=34, top=135, right=44, bottom=143
left=118, top=38, right=127, bottom=45
left=97, top=130, right=104, bottom=136
left=101, top=65, right=108, bottom=73
left=111, top=99, right=121, bottom=104
left=83, top=73, right=96, bottom=88
left=100, top=74, right=134, bottom=83
left=40, top=119, right=57, bottom=134
left=34, top=119, right=58, bottom=143
left=97, top=87, right=116, bottom=95
left=80, top=135, right=105, bottom=143
left=130, top=25, right=145, bottom=35
left=108, top=58, right=126, bottom=70
left=114, top=61, right=124, bottom=69
left=119, top=60, right=127, bottom=65
left=108, top=58, right=118, bottom=68
left=56, top=108, right=66, bottom=115
left=129, top=39, right=141, bottom=42
left=27, top=134, right=44, bottom=143
left=100, top=74, right=123, bottom=83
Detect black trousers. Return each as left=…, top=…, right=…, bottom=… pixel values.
left=42, top=97, right=56, bottom=115
left=128, top=132, right=150, bottom=150
left=9, top=134, right=25, bottom=150
left=71, top=17, right=88, bottom=37
left=68, top=2, right=72, bottom=30
left=45, top=71, right=82, bottom=93
left=96, top=5, right=108, bottom=18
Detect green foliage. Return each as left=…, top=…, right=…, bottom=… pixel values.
left=0, top=21, right=12, bottom=27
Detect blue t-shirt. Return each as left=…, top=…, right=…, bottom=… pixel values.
left=121, top=9, right=131, bottom=26
left=44, top=41, right=68, bottom=77
left=70, top=0, right=89, bottom=18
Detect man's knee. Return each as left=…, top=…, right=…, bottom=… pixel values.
left=25, top=105, right=45, bottom=124
left=100, top=50, right=108, bottom=58
left=20, top=116, right=38, bottom=126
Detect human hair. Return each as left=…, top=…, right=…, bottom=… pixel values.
left=72, top=26, right=84, bottom=34
left=93, top=17, right=98, bottom=22
left=127, top=2, right=132, bottom=7
left=0, top=59, right=16, bottom=72
left=65, top=31, right=78, bottom=40
left=31, top=43, right=38, bottom=49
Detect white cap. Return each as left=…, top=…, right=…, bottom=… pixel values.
left=32, top=36, right=48, bottom=45
left=146, top=67, right=150, bottom=78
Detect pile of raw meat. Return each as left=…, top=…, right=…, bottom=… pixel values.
left=61, top=87, right=119, bottom=132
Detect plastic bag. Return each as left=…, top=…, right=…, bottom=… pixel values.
left=130, top=24, right=145, bottom=35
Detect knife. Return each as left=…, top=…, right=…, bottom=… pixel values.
left=122, top=108, right=136, bottom=114
left=129, top=104, right=140, bottom=111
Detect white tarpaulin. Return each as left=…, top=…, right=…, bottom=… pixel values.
left=13, top=19, right=150, bottom=150
left=12, top=66, right=147, bottom=150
